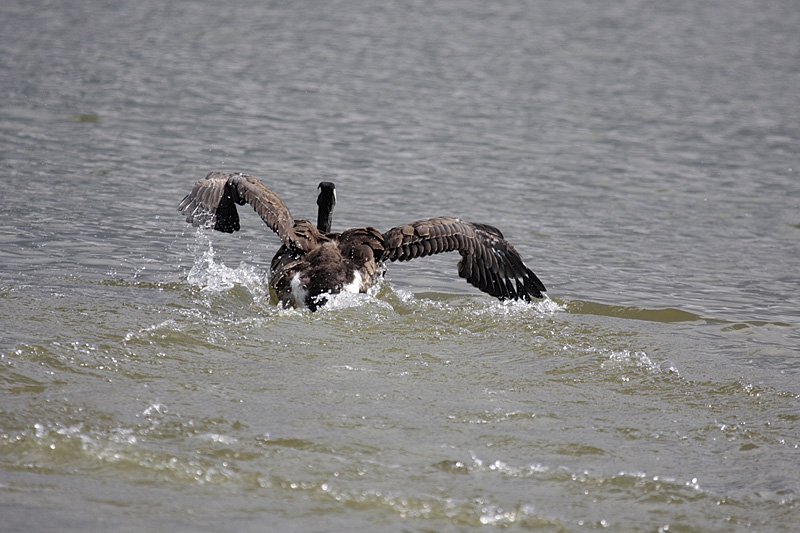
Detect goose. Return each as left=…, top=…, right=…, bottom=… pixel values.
left=178, top=171, right=546, bottom=310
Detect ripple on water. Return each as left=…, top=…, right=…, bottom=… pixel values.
left=0, top=407, right=258, bottom=487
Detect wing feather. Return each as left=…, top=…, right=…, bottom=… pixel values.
left=178, top=171, right=295, bottom=244
left=382, top=217, right=546, bottom=300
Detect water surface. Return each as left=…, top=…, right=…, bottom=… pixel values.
left=1, top=0, right=799, bottom=531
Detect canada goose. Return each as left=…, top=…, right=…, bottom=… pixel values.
left=178, top=171, right=546, bottom=310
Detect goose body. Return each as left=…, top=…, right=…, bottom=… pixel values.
left=178, top=171, right=546, bottom=310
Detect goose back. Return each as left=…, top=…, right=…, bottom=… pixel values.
left=269, top=227, right=384, bottom=310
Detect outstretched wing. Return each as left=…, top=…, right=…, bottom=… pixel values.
left=178, top=171, right=295, bottom=244
left=381, top=217, right=546, bottom=301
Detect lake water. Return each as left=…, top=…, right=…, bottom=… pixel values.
left=1, top=0, right=799, bottom=531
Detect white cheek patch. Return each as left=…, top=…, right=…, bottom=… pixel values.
left=341, top=270, right=363, bottom=294
left=290, top=272, right=308, bottom=308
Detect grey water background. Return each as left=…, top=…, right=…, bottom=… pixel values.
left=1, top=0, right=799, bottom=530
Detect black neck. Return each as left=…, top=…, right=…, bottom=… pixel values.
left=316, top=182, right=336, bottom=233
left=317, top=202, right=333, bottom=233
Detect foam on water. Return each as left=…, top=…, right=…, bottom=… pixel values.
left=469, top=294, right=564, bottom=319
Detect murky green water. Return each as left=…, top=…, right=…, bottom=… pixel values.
left=2, top=0, right=799, bottom=531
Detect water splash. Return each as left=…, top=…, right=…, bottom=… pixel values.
left=183, top=231, right=561, bottom=317
left=602, top=349, right=680, bottom=376
left=316, top=283, right=394, bottom=312
left=185, top=232, right=268, bottom=298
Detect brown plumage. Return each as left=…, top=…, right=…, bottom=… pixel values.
left=178, top=171, right=546, bottom=310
